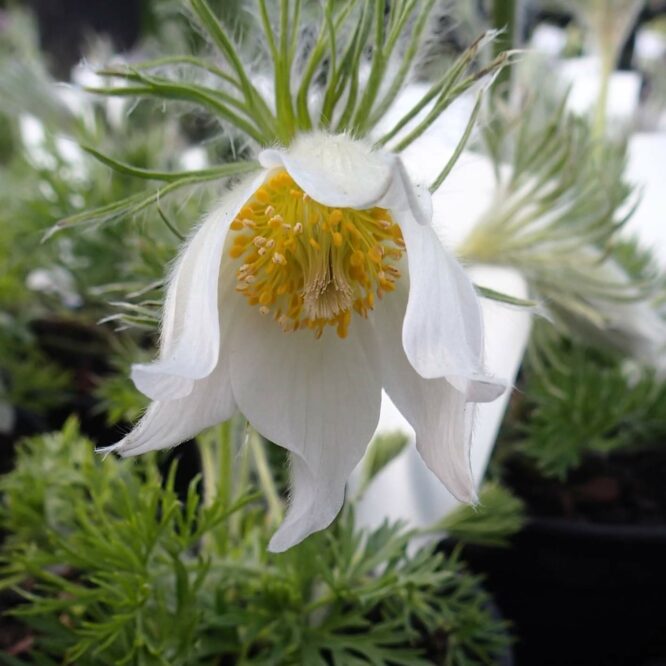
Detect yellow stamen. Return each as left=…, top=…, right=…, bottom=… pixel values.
left=227, top=169, right=404, bottom=338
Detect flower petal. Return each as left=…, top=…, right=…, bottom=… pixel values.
left=101, top=351, right=235, bottom=457
left=380, top=156, right=433, bottom=226
left=395, top=207, right=503, bottom=399
left=259, top=132, right=392, bottom=209
left=131, top=173, right=266, bottom=401
left=227, top=302, right=382, bottom=552
left=370, top=286, right=478, bottom=502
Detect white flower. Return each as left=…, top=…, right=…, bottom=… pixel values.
left=106, top=132, right=505, bottom=552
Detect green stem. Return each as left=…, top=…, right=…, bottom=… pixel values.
left=248, top=427, right=283, bottom=524
left=197, top=420, right=234, bottom=553
left=492, top=0, right=517, bottom=94
left=198, top=437, right=217, bottom=511
left=593, top=49, right=614, bottom=142
left=230, top=440, right=251, bottom=540
left=218, top=420, right=233, bottom=508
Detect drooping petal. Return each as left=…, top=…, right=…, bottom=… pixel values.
left=259, top=132, right=393, bottom=209
left=131, top=172, right=266, bottom=401
left=393, top=204, right=504, bottom=399
left=380, top=156, right=433, bottom=226
left=100, top=351, right=236, bottom=457
left=227, top=301, right=382, bottom=552
left=370, top=285, right=478, bottom=502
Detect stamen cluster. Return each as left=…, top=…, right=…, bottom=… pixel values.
left=228, top=171, right=405, bottom=338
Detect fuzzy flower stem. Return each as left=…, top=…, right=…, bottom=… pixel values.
left=247, top=427, right=283, bottom=525
left=198, top=420, right=234, bottom=553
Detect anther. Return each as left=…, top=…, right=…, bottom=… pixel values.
left=328, top=209, right=343, bottom=226
left=255, top=188, right=270, bottom=203
left=368, top=246, right=383, bottom=264
left=350, top=250, right=365, bottom=267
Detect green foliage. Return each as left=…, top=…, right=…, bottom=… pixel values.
left=502, top=325, right=666, bottom=480
left=0, top=319, right=73, bottom=415
left=0, top=421, right=510, bottom=665
left=84, top=0, right=509, bottom=160
left=438, top=482, right=526, bottom=548
left=94, top=372, right=150, bottom=426
left=0, top=8, right=228, bottom=419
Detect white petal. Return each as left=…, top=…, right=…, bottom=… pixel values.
left=131, top=172, right=266, bottom=401
left=380, top=156, right=433, bottom=226
left=371, top=287, right=478, bottom=502
left=259, top=132, right=392, bottom=209
left=396, top=208, right=504, bottom=399
left=227, top=304, right=382, bottom=551
left=101, top=351, right=235, bottom=457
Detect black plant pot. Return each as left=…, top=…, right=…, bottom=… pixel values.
left=447, top=519, right=666, bottom=666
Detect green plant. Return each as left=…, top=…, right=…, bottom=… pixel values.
left=499, top=324, right=666, bottom=480
left=437, top=482, right=526, bottom=548
left=0, top=419, right=511, bottom=665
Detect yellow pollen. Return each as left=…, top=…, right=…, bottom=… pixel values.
left=227, top=169, right=405, bottom=338
left=368, top=246, right=383, bottom=264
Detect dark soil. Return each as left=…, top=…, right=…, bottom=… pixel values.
left=452, top=447, right=666, bottom=666
left=503, top=448, right=666, bottom=526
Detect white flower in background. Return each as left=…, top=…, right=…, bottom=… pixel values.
left=105, top=132, right=505, bottom=552
left=19, top=113, right=88, bottom=182
left=562, top=254, right=666, bottom=374
left=26, top=266, right=82, bottom=308
left=71, top=58, right=129, bottom=130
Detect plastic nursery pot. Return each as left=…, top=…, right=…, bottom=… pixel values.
left=444, top=516, right=666, bottom=666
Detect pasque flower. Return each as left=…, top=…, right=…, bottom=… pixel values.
left=106, top=132, right=504, bottom=552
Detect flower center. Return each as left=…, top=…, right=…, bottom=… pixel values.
left=228, top=170, right=405, bottom=338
